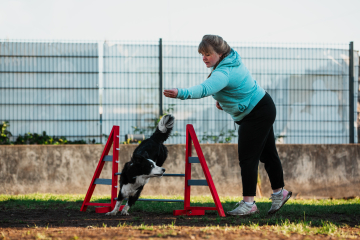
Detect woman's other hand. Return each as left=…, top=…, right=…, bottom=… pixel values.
left=216, top=101, right=223, bottom=110
left=163, top=88, right=178, bottom=98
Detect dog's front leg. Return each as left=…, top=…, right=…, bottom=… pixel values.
left=106, top=193, right=125, bottom=216
left=105, top=200, right=123, bottom=216
left=121, top=186, right=144, bottom=215
left=120, top=202, right=130, bottom=215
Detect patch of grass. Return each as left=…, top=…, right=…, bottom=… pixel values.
left=117, top=221, right=128, bottom=228
left=269, top=219, right=360, bottom=238
left=201, top=216, right=209, bottom=222
left=1, top=193, right=360, bottom=235
left=0, top=193, right=86, bottom=210
left=35, top=232, right=47, bottom=239
left=156, top=229, right=177, bottom=237
left=215, top=216, right=222, bottom=224
left=27, top=223, right=38, bottom=229
left=2, top=194, right=359, bottom=217
left=136, top=223, right=154, bottom=231
left=3, top=193, right=357, bottom=217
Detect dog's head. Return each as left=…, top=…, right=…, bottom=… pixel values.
left=123, top=153, right=166, bottom=180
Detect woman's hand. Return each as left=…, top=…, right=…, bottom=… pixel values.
left=163, top=88, right=178, bottom=98
left=216, top=101, right=223, bottom=110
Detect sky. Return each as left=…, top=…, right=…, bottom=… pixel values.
left=0, top=0, right=359, bottom=50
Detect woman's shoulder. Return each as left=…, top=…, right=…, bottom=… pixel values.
left=212, top=65, right=232, bottom=76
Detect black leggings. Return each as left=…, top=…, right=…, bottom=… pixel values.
left=236, top=92, right=284, bottom=196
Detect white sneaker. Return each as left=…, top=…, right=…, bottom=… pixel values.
left=268, top=188, right=292, bottom=214
left=227, top=200, right=259, bottom=216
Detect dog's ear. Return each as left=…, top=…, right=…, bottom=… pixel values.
left=122, top=161, right=133, bottom=171
left=132, top=153, right=145, bottom=163
left=132, top=153, right=142, bottom=159
left=121, top=161, right=135, bottom=184
left=143, top=151, right=150, bottom=159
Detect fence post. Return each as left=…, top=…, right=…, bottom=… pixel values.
left=159, top=38, right=163, bottom=116
left=349, top=41, right=354, bottom=143
left=358, top=56, right=360, bottom=143
left=100, top=112, right=103, bottom=144
left=99, top=41, right=103, bottom=144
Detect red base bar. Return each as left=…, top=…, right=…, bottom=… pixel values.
left=173, top=209, right=205, bottom=216
left=95, top=207, right=111, bottom=213
left=95, top=205, right=124, bottom=214
left=85, top=203, right=111, bottom=207
left=187, top=207, right=217, bottom=211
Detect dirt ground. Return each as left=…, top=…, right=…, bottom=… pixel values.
left=2, top=226, right=357, bottom=240
left=1, top=206, right=359, bottom=239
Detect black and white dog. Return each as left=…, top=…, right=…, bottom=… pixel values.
left=106, top=114, right=175, bottom=216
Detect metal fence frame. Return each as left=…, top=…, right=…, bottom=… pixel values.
left=1, top=39, right=359, bottom=144
left=0, top=40, right=100, bottom=143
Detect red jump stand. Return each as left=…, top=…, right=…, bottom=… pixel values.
left=173, top=124, right=225, bottom=217
left=80, top=126, right=120, bottom=213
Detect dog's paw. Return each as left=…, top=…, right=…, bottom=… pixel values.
left=105, top=211, right=117, bottom=216
left=120, top=210, right=129, bottom=216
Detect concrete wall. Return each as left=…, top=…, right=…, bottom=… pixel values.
left=0, top=144, right=359, bottom=198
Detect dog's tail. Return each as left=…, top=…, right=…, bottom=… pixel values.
left=151, top=114, right=175, bottom=143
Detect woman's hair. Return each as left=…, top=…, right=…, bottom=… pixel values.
left=198, top=35, right=231, bottom=78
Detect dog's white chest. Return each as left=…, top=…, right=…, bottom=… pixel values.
left=121, top=177, right=149, bottom=197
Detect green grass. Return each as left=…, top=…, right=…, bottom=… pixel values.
left=0, top=193, right=87, bottom=211
left=1, top=193, right=359, bottom=228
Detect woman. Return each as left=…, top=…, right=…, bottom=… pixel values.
left=163, top=35, right=292, bottom=216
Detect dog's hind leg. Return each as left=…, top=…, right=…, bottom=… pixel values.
left=121, top=186, right=144, bottom=215
left=155, top=145, right=168, bottom=167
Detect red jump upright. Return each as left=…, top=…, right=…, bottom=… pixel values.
left=80, top=125, right=120, bottom=213
left=173, top=124, right=225, bottom=217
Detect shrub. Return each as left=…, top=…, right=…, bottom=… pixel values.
left=13, top=131, right=88, bottom=145
left=0, top=121, right=12, bottom=145
left=201, top=129, right=237, bottom=143
left=121, top=105, right=180, bottom=144
left=0, top=121, right=91, bottom=145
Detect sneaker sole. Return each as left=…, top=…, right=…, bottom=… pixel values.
left=227, top=209, right=260, bottom=216
left=268, top=191, right=292, bottom=215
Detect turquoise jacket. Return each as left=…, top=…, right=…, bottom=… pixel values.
left=176, top=49, right=265, bottom=121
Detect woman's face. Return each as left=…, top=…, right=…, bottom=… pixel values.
left=201, top=51, right=222, bottom=68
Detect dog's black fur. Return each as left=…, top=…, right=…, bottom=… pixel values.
left=106, top=114, right=175, bottom=216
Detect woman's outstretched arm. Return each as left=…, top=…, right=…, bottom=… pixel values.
left=163, top=70, right=229, bottom=100
left=163, top=89, right=178, bottom=98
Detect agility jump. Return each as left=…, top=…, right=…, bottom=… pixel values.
left=80, top=124, right=225, bottom=217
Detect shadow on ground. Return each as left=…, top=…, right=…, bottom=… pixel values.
left=1, top=200, right=359, bottom=228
